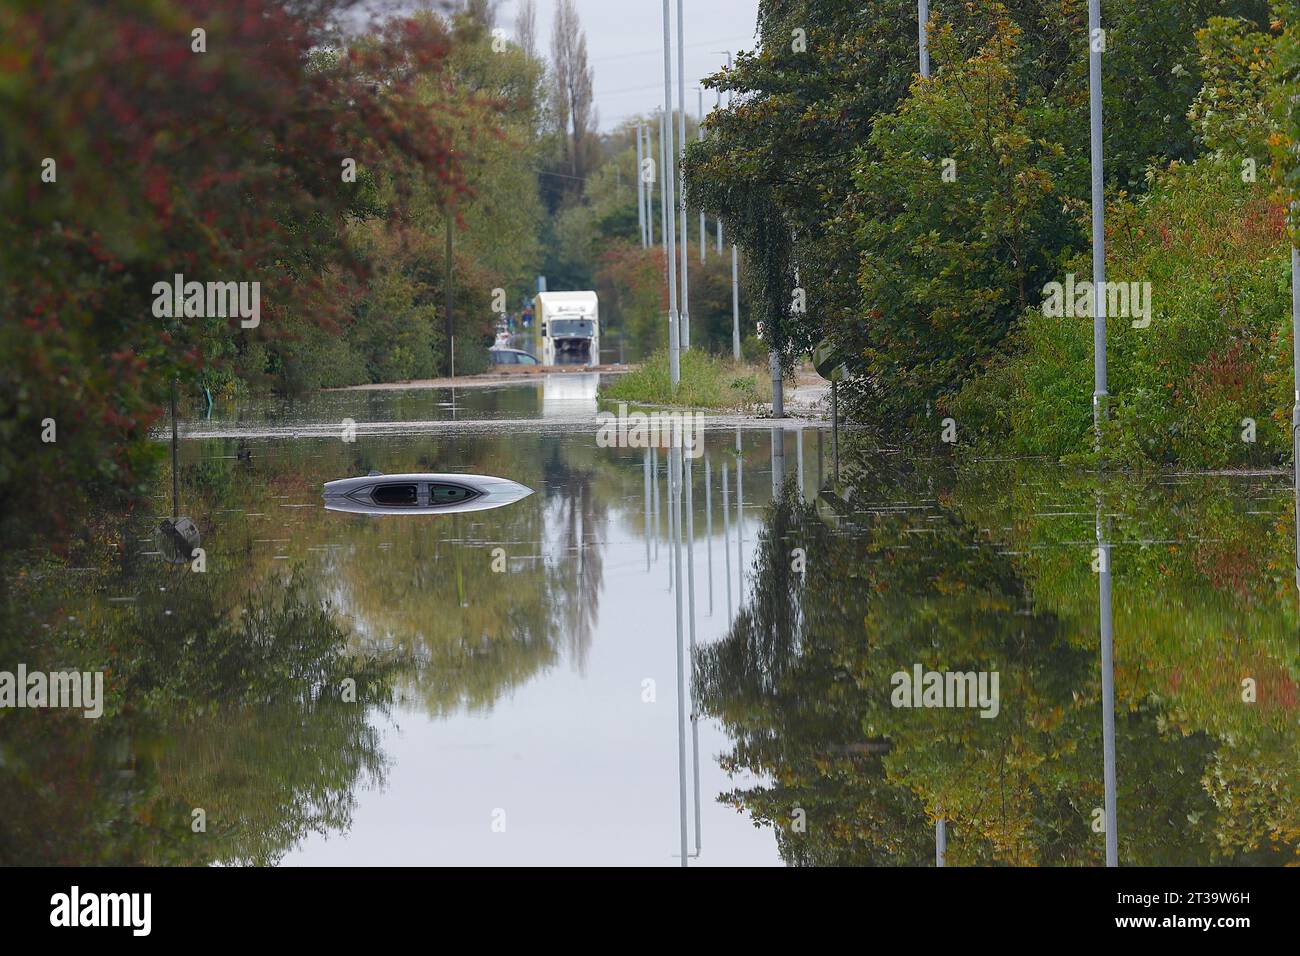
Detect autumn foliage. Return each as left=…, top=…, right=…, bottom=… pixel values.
left=0, top=0, right=471, bottom=545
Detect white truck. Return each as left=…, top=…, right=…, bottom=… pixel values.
left=533, top=291, right=599, bottom=367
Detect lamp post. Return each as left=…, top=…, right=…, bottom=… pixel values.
left=676, top=0, right=690, bottom=351
left=1089, top=0, right=1107, bottom=437
left=444, top=215, right=454, bottom=378
left=636, top=124, right=647, bottom=248
left=918, top=1, right=930, bottom=78
left=659, top=9, right=681, bottom=390
left=1088, top=0, right=1117, bottom=870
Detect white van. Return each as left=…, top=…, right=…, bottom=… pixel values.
left=534, top=291, right=599, bottom=367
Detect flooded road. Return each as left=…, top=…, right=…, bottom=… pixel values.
left=2, top=376, right=1297, bottom=866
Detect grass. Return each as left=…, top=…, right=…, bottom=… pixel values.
left=601, top=349, right=771, bottom=410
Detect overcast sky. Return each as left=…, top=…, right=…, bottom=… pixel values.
left=496, top=0, right=762, bottom=131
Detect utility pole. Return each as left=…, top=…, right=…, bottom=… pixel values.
left=1089, top=0, right=1107, bottom=437
left=918, top=0, right=930, bottom=78
left=661, top=2, right=680, bottom=389
left=676, top=0, right=690, bottom=351
left=647, top=124, right=655, bottom=247
left=1088, top=0, right=1117, bottom=869
left=445, top=215, right=454, bottom=378
left=636, top=124, right=647, bottom=248
left=655, top=108, right=665, bottom=256
left=731, top=241, right=740, bottom=361
left=655, top=110, right=665, bottom=252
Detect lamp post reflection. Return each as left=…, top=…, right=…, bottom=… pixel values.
left=1097, top=491, right=1118, bottom=866
left=796, top=427, right=804, bottom=498
left=644, top=447, right=652, bottom=573
left=772, top=426, right=785, bottom=494
left=669, top=428, right=688, bottom=865
left=705, top=455, right=713, bottom=616
left=684, top=442, right=701, bottom=856
left=722, top=461, right=733, bottom=621
left=736, top=427, right=744, bottom=606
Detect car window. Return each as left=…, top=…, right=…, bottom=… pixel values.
left=518, top=353, right=538, bottom=365
left=429, top=483, right=477, bottom=504
left=550, top=318, right=594, bottom=338
left=372, top=484, right=418, bottom=506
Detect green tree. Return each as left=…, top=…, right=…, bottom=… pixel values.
left=840, top=7, right=1074, bottom=429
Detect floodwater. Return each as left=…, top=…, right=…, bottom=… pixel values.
left=2, top=375, right=1297, bottom=866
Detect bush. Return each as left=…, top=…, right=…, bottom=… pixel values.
left=953, top=156, right=1290, bottom=467
left=602, top=348, right=772, bottom=409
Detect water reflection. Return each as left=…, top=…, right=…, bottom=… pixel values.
left=2, top=390, right=1297, bottom=866
left=0, top=569, right=393, bottom=865
left=698, top=448, right=1299, bottom=865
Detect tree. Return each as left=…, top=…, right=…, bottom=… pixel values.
left=549, top=0, right=597, bottom=190
left=0, top=0, right=473, bottom=549
left=684, top=0, right=1273, bottom=430
left=684, top=1, right=923, bottom=372
left=841, top=7, right=1074, bottom=429
left=515, top=0, right=538, bottom=60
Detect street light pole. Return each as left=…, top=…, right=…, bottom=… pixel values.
left=918, top=0, right=930, bottom=78
left=731, top=241, right=740, bottom=361
left=444, top=214, right=454, bottom=378
left=1089, top=0, right=1107, bottom=437
left=659, top=109, right=668, bottom=252
left=661, top=1, right=680, bottom=388
left=636, top=124, right=647, bottom=248
left=676, top=0, right=690, bottom=352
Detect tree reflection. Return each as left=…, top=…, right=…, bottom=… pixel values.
left=541, top=439, right=609, bottom=672
left=698, top=452, right=1300, bottom=865
left=0, top=569, right=393, bottom=865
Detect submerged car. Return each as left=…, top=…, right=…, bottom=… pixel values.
left=488, top=346, right=540, bottom=367
left=323, top=471, right=533, bottom=515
